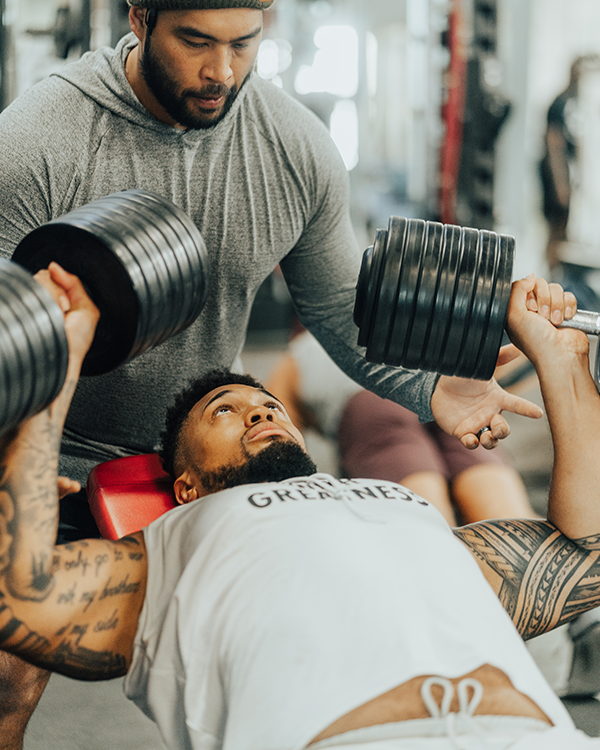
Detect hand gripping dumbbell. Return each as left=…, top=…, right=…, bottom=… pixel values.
left=353, top=216, right=600, bottom=383
left=0, top=189, right=209, bottom=438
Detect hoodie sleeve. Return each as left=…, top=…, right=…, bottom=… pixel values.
left=0, top=77, right=95, bottom=257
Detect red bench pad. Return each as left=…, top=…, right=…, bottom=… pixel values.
left=87, top=453, right=177, bottom=540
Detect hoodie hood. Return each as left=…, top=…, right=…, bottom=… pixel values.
left=52, top=33, right=249, bottom=141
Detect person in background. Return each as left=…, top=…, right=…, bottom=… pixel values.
left=266, top=330, right=536, bottom=527
left=540, top=54, right=600, bottom=311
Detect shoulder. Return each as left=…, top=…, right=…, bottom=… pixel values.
left=242, top=75, right=345, bottom=170
left=0, top=74, right=98, bottom=149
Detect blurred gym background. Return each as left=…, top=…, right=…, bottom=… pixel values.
left=3, top=1, right=600, bottom=744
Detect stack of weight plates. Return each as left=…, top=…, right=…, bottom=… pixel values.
left=354, top=216, right=514, bottom=380
left=0, top=258, right=68, bottom=437
left=13, top=190, right=210, bottom=376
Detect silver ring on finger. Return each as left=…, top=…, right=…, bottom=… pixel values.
left=476, top=426, right=492, bottom=439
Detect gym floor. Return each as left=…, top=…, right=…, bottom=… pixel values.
left=22, top=340, right=600, bottom=749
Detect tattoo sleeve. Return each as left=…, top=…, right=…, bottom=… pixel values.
left=455, top=519, right=600, bottom=639
left=0, top=397, right=147, bottom=680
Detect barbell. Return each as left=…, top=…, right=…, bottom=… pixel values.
left=354, top=215, right=599, bottom=382
left=0, top=189, right=209, bottom=437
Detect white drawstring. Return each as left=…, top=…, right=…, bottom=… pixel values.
left=421, top=676, right=454, bottom=718
left=420, top=676, right=490, bottom=749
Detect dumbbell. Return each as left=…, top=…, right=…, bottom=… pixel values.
left=353, top=215, right=600, bottom=382
left=0, top=189, right=209, bottom=438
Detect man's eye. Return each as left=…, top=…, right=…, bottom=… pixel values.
left=266, top=402, right=282, bottom=411
left=214, top=405, right=232, bottom=415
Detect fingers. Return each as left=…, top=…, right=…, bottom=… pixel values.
left=33, top=268, right=71, bottom=313
left=460, top=414, right=509, bottom=450
left=48, top=262, right=97, bottom=314
left=458, top=389, right=543, bottom=450
left=57, top=476, right=81, bottom=499
left=525, top=275, right=577, bottom=326
left=495, top=343, right=521, bottom=368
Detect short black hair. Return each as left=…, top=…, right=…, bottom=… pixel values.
left=159, top=369, right=267, bottom=481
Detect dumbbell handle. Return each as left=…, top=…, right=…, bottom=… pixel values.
left=558, top=310, right=600, bottom=392
left=560, top=310, right=600, bottom=336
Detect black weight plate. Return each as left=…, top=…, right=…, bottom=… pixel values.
left=6, top=267, right=68, bottom=418
left=0, top=274, right=24, bottom=430
left=79, top=205, right=173, bottom=356
left=471, top=233, right=504, bottom=380
left=365, top=220, right=408, bottom=363
left=455, top=230, right=498, bottom=379
left=454, top=229, right=492, bottom=378
left=0, top=275, right=38, bottom=427
left=0, top=262, right=67, bottom=437
left=128, top=191, right=206, bottom=280
left=128, top=191, right=206, bottom=283
left=386, top=219, right=427, bottom=367
left=109, top=197, right=199, bottom=344
left=368, top=218, right=409, bottom=364
left=126, top=192, right=208, bottom=325
left=106, top=203, right=187, bottom=340
left=473, top=233, right=514, bottom=380
left=3, top=271, right=58, bottom=420
left=355, top=229, right=387, bottom=349
left=13, top=223, right=140, bottom=375
left=12, top=261, right=69, bottom=404
left=0, top=319, right=19, bottom=431
left=15, top=222, right=141, bottom=376
left=439, top=227, right=480, bottom=375
left=420, top=223, right=463, bottom=372
left=0, top=325, right=14, bottom=431
left=403, top=220, right=444, bottom=370
left=12, top=189, right=210, bottom=376
left=354, top=243, right=374, bottom=338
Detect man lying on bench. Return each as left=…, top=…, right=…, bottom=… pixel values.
left=0, top=265, right=599, bottom=749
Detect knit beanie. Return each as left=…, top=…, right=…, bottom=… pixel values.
left=127, top=0, right=274, bottom=9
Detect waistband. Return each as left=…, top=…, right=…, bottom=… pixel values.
left=309, top=715, right=551, bottom=747
left=309, top=676, right=553, bottom=750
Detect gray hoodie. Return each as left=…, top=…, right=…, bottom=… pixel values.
left=0, top=34, right=437, bottom=483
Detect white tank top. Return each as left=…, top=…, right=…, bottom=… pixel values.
left=123, top=474, right=573, bottom=750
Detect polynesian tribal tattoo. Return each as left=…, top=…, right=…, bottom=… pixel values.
left=455, top=519, right=600, bottom=640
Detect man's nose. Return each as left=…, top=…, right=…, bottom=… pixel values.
left=201, top=48, right=233, bottom=84
left=246, top=407, right=274, bottom=425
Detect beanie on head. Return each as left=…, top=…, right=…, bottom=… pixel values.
left=127, top=0, right=274, bottom=9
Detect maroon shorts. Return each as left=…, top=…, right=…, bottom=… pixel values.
left=337, top=389, right=504, bottom=483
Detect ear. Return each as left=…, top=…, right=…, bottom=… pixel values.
left=174, top=470, right=201, bottom=505
left=129, top=7, right=147, bottom=41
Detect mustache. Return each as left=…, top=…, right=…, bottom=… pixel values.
left=184, top=84, right=232, bottom=99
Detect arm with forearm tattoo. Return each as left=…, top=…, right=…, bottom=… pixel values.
left=0, top=265, right=147, bottom=680
left=454, top=519, right=600, bottom=639
left=455, top=276, right=600, bottom=639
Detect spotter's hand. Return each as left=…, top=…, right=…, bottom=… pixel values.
left=431, top=370, right=543, bottom=450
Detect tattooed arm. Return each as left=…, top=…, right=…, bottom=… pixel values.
left=454, top=275, right=600, bottom=639
left=454, top=518, right=600, bottom=639
left=0, top=264, right=147, bottom=679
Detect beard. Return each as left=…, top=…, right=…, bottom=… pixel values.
left=198, top=439, right=318, bottom=495
left=140, top=36, right=248, bottom=130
